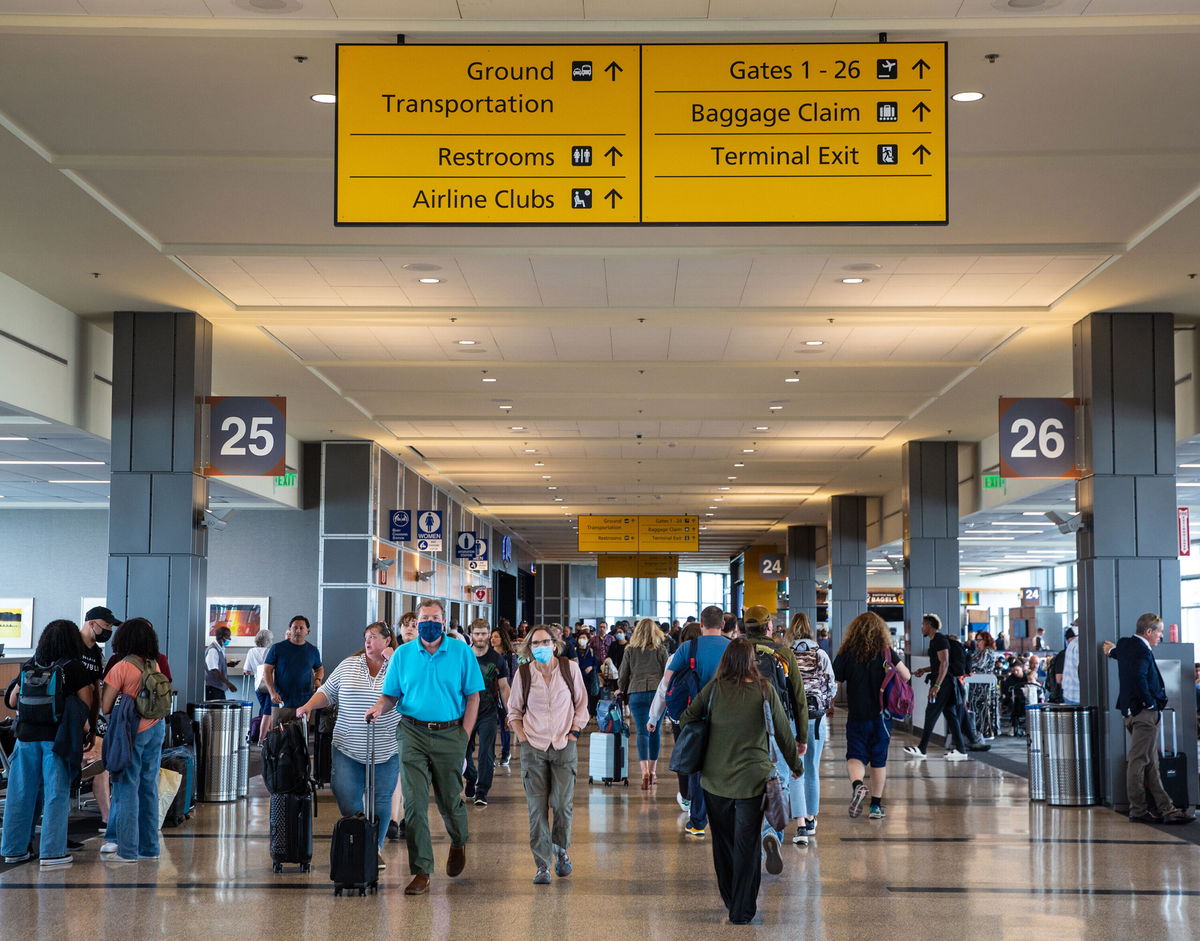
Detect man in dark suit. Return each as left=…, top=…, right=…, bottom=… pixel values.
left=1103, top=613, right=1193, bottom=824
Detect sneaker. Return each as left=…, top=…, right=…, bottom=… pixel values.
left=3, top=852, right=33, bottom=864
left=554, top=845, right=572, bottom=878
left=40, top=855, right=73, bottom=869
left=676, top=793, right=691, bottom=812
left=386, top=821, right=401, bottom=842
left=803, top=817, right=817, bottom=835
left=474, top=794, right=488, bottom=807
left=533, top=866, right=551, bottom=885
left=869, top=804, right=886, bottom=820
left=791, top=831, right=809, bottom=846
left=944, top=750, right=969, bottom=761
left=98, top=823, right=109, bottom=834
left=464, top=782, right=476, bottom=799
left=105, top=855, right=138, bottom=864
left=902, top=746, right=927, bottom=759
left=138, top=855, right=160, bottom=861
left=100, top=842, right=119, bottom=855
left=500, top=758, right=511, bottom=768
left=848, top=782, right=870, bottom=818
left=684, top=826, right=706, bottom=838
left=762, top=833, right=783, bottom=874
left=377, top=860, right=387, bottom=871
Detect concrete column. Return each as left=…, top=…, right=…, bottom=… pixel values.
left=786, top=525, right=820, bottom=630
left=902, top=440, right=961, bottom=661
left=107, top=311, right=211, bottom=704
left=828, top=496, right=867, bottom=651
left=1074, top=311, right=1194, bottom=808
left=320, top=441, right=376, bottom=665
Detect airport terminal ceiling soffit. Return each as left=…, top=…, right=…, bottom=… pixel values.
left=0, top=8, right=1198, bottom=560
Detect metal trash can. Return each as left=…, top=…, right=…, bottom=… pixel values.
left=1044, top=704, right=1098, bottom=807
left=1026, top=703, right=1047, bottom=801
left=192, top=700, right=244, bottom=802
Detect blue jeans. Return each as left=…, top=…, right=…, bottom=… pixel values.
left=111, top=720, right=166, bottom=860
left=628, top=691, right=660, bottom=761
left=255, top=690, right=272, bottom=715
left=0, top=739, right=71, bottom=860
left=761, top=720, right=798, bottom=847
left=688, top=771, right=708, bottom=830
left=794, top=717, right=824, bottom=819
left=330, top=747, right=399, bottom=849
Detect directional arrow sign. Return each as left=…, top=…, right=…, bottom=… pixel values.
left=604, top=146, right=623, bottom=166
left=912, top=144, right=932, bottom=164
left=604, top=61, right=624, bottom=81
left=912, top=101, right=931, bottom=122
left=604, top=189, right=622, bottom=208
left=912, top=58, right=931, bottom=78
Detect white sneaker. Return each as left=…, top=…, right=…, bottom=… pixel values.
left=902, top=746, right=927, bottom=759
left=100, top=842, right=118, bottom=854
left=792, top=831, right=809, bottom=846
left=40, top=855, right=73, bottom=869
left=676, top=793, right=691, bottom=811
left=945, top=750, right=969, bottom=761
left=804, top=817, right=817, bottom=835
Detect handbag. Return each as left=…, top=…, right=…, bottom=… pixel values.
left=761, top=695, right=789, bottom=832
left=668, top=687, right=715, bottom=776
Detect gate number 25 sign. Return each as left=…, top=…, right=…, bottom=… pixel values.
left=203, top=396, right=287, bottom=477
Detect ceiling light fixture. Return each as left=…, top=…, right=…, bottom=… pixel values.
left=418, top=278, right=442, bottom=284
left=457, top=339, right=477, bottom=345
left=499, top=404, right=513, bottom=410
left=0, top=461, right=104, bottom=466
left=785, top=372, right=800, bottom=383
left=541, top=475, right=551, bottom=479
left=841, top=277, right=866, bottom=284
left=548, top=486, right=557, bottom=490
left=48, top=479, right=109, bottom=484
left=755, top=426, right=769, bottom=431
left=742, top=449, right=755, bottom=453
left=734, top=463, right=745, bottom=468
left=718, top=487, right=731, bottom=491
left=311, top=93, right=336, bottom=104
left=554, top=497, right=563, bottom=502
left=0, top=436, right=29, bottom=441
left=534, top=461, right=545, bottom=466
left=524, top=448, right=537, bottom=453
left=482, top=377, right=497, bottom=383
left=803, top=340, right=825, bottom=347
left=510, top=426, right=525, bottom=431
left=768, top=405, right=783, bottom=411
left=727, top=476, right=737, bottom=480
left=951, top=91, right=985, bottom=102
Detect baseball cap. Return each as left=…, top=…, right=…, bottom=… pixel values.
left=743, top=605, right=771, bottom=629
left=84, top=606, right=122, bottom=626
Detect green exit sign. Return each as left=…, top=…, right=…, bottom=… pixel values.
left=983, top=475, right=1005, bottom=490
left=274, top=472, right=296, bottom=487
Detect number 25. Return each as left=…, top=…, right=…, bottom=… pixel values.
left=220, top=416, right=275, bottom=456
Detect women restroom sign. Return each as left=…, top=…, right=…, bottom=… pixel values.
left=998, top=397, right=1081, bottom=479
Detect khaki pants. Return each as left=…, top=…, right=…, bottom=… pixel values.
left=520, top=741, right=578, bottom=868
left=1125, top=710, right=1176, bottom=816
left=399, top=721, right=470, bottom=876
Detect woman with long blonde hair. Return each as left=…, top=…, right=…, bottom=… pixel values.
left=832, top=613, right=910, bottom=820
left=781, top=610, right=837, bottom=844
left=618, top=618, right=670, bottom=787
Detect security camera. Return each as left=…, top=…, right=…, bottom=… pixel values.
left=373, top=557, right=397, bottom=572
left=200, top=508, right=235, bottom=531
left=885, top=555, right=904, bottom=573
left=1044, top=510, right=1084, bottom=535
left=415, top=569, right=434, bottom=582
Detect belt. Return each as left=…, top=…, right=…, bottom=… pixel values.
left=401, top=715, right=462, bottom=731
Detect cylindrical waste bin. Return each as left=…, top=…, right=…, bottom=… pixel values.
left=1044, top=705, right=1098, bottom=806
left=236, top=700, right=252, bottom=798
left=192, top=700, right=244, bottom=802
left=1026, top=703, right=1047, bottom=801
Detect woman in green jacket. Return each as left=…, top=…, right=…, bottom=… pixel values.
left=679, top=638, right=803, bottom=925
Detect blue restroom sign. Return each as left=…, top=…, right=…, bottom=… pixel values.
left=389, top=510, right=411, bottom=542
left=416, top=510, right=444, bottom=551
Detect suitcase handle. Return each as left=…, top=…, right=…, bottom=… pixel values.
left=364, top=720, right=376, bottom=824
left=1159, top=707, right=1178, bottom=757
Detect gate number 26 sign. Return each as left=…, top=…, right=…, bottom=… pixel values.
left=998, top=397, right=1080, bottom=479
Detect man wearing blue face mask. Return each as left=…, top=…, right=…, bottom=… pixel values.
left=367, top=598, right=484, bottom=896
left=204, top=627, right=239, bottom=701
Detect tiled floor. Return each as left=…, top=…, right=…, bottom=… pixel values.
left=2, top=726, right=1198, bottom=937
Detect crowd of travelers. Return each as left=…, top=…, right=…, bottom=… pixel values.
left=1, top=601, right=1193, bottom=923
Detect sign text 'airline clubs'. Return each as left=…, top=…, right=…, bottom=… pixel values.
left=335, top=42, right=947, bottom=225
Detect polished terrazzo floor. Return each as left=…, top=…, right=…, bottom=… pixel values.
left=2, top=725, right=1199, bottom=938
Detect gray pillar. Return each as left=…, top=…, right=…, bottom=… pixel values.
left=828, top=496, right=867, bottom=651
left=787, top=525, right=819, bottom=630
left=902, top=441, right=961, bottom=662
left=1074, top=311, right=1193, bottom=809
left=320, top=441, right=376, bottom=665
left=107, top=311, right=211, bottom=705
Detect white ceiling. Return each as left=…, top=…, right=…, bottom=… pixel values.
left=0, top=5, right=1198, bottom=563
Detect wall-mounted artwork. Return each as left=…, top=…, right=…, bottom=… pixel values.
left=0, top=599, right=35, bottom=650
left=207, top=597, right=269, bottom=648
left=80, top=597, right=106, bottom=627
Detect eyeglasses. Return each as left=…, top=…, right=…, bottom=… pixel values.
left=530, top=640, right=554, bottom=648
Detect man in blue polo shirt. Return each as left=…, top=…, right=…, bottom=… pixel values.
left=367, top=598, right=483, bottom=896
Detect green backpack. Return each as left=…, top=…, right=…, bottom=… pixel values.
left=124, top=655, right=173, bottom=720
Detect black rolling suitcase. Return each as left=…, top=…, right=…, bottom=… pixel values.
left=264, top=717, right=315, bottom=873
left=1149, top=708, right=1189, bottom=814
left=330, top=722, right=380, bottom=895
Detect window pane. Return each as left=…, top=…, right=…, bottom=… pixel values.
left=676, top=573, right=698, bottom=604
left=604, top=577, right=633, bottom=622
left=701, top=573, right=724, bottom=608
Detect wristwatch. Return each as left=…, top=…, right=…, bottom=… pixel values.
left=568, top=729, right=582, bottom=739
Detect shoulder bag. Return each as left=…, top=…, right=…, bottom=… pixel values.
left=668, top=686, right=715, bottom=775
left=761, top=692, right=789, bottom=832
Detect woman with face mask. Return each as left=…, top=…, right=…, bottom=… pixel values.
left=507, top=625, right=588, bottom=885
left=574, top=630, right=600, bottom=717
left=296, top=622, right=401, bottom=861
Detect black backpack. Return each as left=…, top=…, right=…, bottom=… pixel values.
left=261, top=720, right=312, bottom=796
left=17, top=658, right=70, bottom=728
left=752, top=639, right=797, bottom=723
left=947, top=637, right=972, bottom=678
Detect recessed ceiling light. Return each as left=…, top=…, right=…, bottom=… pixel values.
left=0, top=436, right=28, bottom=441
left=311, top=94, right=336, bottom=104
left=841, top=277, right=866, bottom=284
left=457, top=339, right=477, bottom=345
left=1180, top=464, right=1200, bottom=468
left=785, top=377, right=800, bottom=383
left=952, top=91, right=985, bottom=102
left=727, top=476, right=737, bottom=480
left=482, top=377, right=497, bottom=383
left=534, top=461, right=545, bottom=466
left=804, top=340, right=825, bottom=347
left=742, top=449, right=755, bottom=454
left=705, top=513, right=715, bottom=517
left=734, top=463, right=745, bottom=468
left=510, top=426, right=525, bottom=431
left=714, top=496, right=725, bottom=501
left=48, top=479, right=109, bottom=484
left=548, top=486, right=558, bottom=490
left=755, top=426, right=769, bottom=431
left=541, top=475, right=551, bottom=479
left=554, top=497, right=563, bottom=502
left=524, top=448, right=537, bottom=453
left=768, top=405, right=783, bottom=410
left=499, top=405, right=513, bottom=410
left=418, top=278, right=442, bottom=284
left=718, top=486, right=731, bottom=491
left=0, top=460, right=103, bottom=466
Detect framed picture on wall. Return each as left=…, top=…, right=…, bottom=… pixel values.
left=207, top=597, right=269, bottom=648
left=80, top=597, right=105, bottom=627
left=0, top=598, right=35, bottom=651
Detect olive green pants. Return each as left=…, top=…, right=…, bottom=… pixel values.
left=398, top=720, right=470, bottom=876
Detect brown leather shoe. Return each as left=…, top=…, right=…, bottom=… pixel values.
left=447, top=844, right=466, bottom=877
left=404, top=874, right=430, bottom=895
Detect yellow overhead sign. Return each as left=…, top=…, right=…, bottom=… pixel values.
left=336, top=42, right=946, bottom=226
left=577, top=515, right=698, bottom=552
left=640, top=43, right=946, bottom=224
left=337, top=44, right=641, bottom=224
left=597, top=554, right=680, bottom=578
